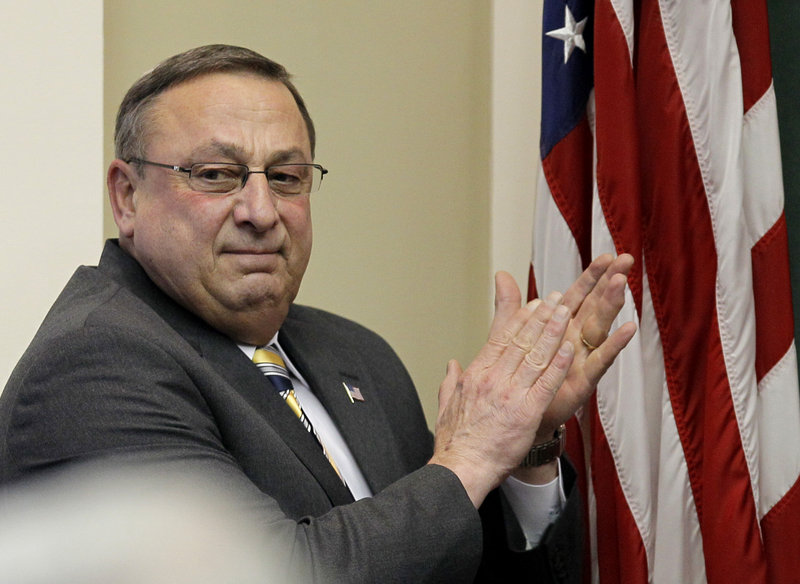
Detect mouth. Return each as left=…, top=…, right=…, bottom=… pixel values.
left=223, top=245, right=283, bottom=255
left=227, top=250, right=276, bottom=255
left=222, top=248, right=284, bottom=272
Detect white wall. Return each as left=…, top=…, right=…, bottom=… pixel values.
left=0, top=3, right=104, bottom=388
left=491, top=1, right=543, bottom=296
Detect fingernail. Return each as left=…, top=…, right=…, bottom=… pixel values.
left=559, top=341, right=574, bottom=356
left=525, top=298, right=542, bottom=311
left=545, top=291, right=563, bottom=307
left=553, top=304, right=569, bottom=321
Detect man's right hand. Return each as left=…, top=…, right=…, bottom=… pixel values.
left=429, top=272, right=575, bottom=507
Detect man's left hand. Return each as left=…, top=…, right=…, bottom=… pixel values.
left=512, top=254, right=636, bottom=483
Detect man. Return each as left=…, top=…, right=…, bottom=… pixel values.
left=0, top=45, right=635, bottom=582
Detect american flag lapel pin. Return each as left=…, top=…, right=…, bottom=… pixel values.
left=342, top=381, right=365, bottom=403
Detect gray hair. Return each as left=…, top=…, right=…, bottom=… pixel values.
left=114, top=45, right=316, bottom=166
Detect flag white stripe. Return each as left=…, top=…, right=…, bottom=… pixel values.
left=742, top=84, right=785, bottom=244
left=608, top=0, right=635, bottom=64
left=652, top=374, right=707, bottom=584
left=757, top=344, right=800, bottom=517
left=533, top=166, right=582, bottom=294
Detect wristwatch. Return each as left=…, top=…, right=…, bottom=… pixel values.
left=519, top=425, right=566, bottom=467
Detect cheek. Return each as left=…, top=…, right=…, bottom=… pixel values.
left=163, top=196, right=230, bottom=239
left=285, top=206, right=312, bottom=262
left=136, top=198, right=221, bottom=265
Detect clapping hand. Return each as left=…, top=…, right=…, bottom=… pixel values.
left=532, top=253, right=636, bottom=442
left=429, top=254, right=636, bottom=506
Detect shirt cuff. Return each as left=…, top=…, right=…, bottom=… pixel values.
left=499, top=458, right=567, bottom=550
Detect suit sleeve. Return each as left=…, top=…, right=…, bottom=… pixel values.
left=1, top=325, right=484, bottom=584
left=475, top=460, right=584, bottom=583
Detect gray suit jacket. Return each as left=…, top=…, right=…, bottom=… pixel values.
left=0, top=240, right=582, bottom=583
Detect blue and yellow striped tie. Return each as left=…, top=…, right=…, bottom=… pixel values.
left=253, top=345, right=345, bottom=483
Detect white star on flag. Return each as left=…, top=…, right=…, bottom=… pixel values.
left=546, top=5, right=588, bottom=63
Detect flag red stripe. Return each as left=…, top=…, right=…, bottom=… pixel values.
left=636, top=1, right=765, bottom=581
left=540, top=117, right=594, bottom=269
left=527, top=263, right=538, bottom=303
left=594, top=0, right=643, bottom=314
left=761, top=475, right=800, bottom=582
left=589, top=401, right=649, bottom=584
left=730, top=0, right=774, bottom=113
left=700, top=313, right=767, bottom=583
left=752, top=214, right=795, bottom=382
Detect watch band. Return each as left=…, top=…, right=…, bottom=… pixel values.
left=519, top=424, right=566, bottom=467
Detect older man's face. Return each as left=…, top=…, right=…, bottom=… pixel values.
left=115, top=72, right=314, bottom=344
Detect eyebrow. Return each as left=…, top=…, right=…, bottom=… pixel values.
left=187, top=140, right=310, bottom=166
left=188, top=140, right=246, bottom=162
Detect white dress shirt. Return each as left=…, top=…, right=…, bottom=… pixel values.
left=239, top=339, right=373, bottom=500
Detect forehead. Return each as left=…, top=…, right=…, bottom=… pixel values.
left=144, top=72, right=310, bottom=160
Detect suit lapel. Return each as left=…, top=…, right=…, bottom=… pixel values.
left=187, top=331, right=354, bottom=506
left=97, top=241, right=353, bottom=506
left=280, top=311, right=408, bottom=494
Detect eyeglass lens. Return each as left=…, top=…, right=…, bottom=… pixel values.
left=188, top=163, right=323, bottom=195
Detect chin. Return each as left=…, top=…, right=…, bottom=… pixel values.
left=229, top=280, right=296, bottom=311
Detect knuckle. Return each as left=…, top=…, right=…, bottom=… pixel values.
left=512, top=317, right=549, bottom=352
left=523, top=347, right=548, bottom=372
left=543, top=317, right=566, bottom=338
left=511, top=337, right=533, bottom=353
left=532, top=351, right=571, bottom=398
left=529, top=370, right=561, bottom=401
left=537, top=366, right=561, bottom=391
left=531, top=315, right=549, bottom=330
left=488, top=327, right=514, bottom=347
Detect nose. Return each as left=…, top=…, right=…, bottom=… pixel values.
left=231, top=172, right=280, bottom=232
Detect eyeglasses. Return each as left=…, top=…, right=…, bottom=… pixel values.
left=127, top=158, right=328, bottom=197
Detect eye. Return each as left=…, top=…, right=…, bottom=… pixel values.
left=188, top=163, right=245, bottom=193
left=271, top=172, right=302, bottom=185
left=268, top=165, right=310, bottom=195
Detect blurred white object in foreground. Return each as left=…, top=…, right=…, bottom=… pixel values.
left=0, top=462, right=296, bottom=584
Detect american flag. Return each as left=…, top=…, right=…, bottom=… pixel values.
left=530, top=1, right=800, bottom=582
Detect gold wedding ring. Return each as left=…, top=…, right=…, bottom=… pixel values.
left=580, top=331, right=599, bottom=351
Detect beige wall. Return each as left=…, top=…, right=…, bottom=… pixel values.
left=0, top=3, right=104, bottom=387
left=103, top=1, right=493, bottom=425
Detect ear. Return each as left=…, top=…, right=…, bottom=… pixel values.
left=107, top=159, right=140, bottom=238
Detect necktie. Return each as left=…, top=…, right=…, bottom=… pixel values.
left=252, top=345, right=345, bottom=483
